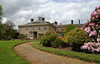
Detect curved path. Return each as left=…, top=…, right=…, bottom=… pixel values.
left=14, top=42, right=98, bottom=64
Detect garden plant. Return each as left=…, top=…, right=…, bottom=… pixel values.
left=81, top=6, right=100, bottom=53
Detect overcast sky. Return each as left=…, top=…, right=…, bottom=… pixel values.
left=0, top=0, right=100, bottom=29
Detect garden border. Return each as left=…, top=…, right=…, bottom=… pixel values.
left=31, top=42, right=100, bottom=63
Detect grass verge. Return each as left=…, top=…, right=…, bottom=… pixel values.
left=31, top=42, right=100, bottom=63
left=0, top=40, right=31, bottom=64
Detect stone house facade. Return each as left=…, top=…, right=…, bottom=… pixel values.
left=18, top=17, right=55, bottom=39
left=18, top=17, right=83, bottom=39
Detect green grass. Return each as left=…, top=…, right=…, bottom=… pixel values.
left=32, top=42, right=100, bottom=63
left=0, top=40, right=31, bottom=64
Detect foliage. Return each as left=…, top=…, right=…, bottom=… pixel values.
left=65, top=28, right=92, bottom=51
left=0, top=5, right=2, bottom=19
left=0, top=41, right=30, bottom=64
left=0, top=5, right=2, bottom=39
left=65, top=24, right=76, bottom=34
left=2, top=21, right=19, bottom=40
left=65, top=28, right=92, bottom=45
left=18, top=34, right=26, bottom=41
left=51, top=38, right=66, bottom=48
left=40, top=36, right=51, bottom=47
left=32, top=42, right=100, bottom=63
left=40, top=31, right=58, bottom=47
left=81, top=42, right=100, bottom=54
left=48, top=32, right=58, bottom=43
left=81, top=6, right=100, bottom=42
left=58, top=36, right=65, bottom=41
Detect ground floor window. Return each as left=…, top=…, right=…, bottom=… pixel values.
left=26, top=34, right=28, bottom=38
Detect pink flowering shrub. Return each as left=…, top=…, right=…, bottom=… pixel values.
left=81, top=6, right=100, bottom=42
left=81, top=6, right=100, bottom=54
left=81, top=42, right=100, bottom=53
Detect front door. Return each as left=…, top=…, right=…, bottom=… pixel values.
left=34, top=32, right=37, bottom=38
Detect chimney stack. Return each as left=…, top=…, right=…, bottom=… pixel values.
left=42, top=18, right=45, bottom=21
left=60, top=23, right=62, bottom=25
left=71, top=20, right=73, bottom=24
left=54, top=21, right=58, bottom=25
left=79, top=19, right=80, bottom=24
left=52, top=23, right=54, bottom=25
left=31, top=19, right=34, bottom=22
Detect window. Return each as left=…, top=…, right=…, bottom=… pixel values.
left=38, top=27, right=40, bottom=30
left=62, top=34, right=64, bottom=37
left=32, top=27, right=34, bottom=31
left=44, top=26, right=46, bottom=30
left=56, top=28, right=58, bottom=32
left=20, top=27, right=22, bottom=32
left=26, top=27, right=28, bottom=31
left=26, top=34, right=28, bottom=38
left=62, top=28, right=64, bottom=32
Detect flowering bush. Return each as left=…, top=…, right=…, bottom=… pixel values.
left=58, top=36, right=65, bottom=41
left=81, top=6, right=100, bottom=42
left=81, top=42, right=100, bottom=53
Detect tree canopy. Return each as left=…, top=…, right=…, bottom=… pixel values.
left=65, top=24, right=76, bottom=34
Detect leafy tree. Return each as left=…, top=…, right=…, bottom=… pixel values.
left=0, top=5, right=2, bottom=39
left=65, top=24, right=76, bottom=34
left=2, top=21, right=18, bottom=40
left=0, top=5, right=2, bottom=19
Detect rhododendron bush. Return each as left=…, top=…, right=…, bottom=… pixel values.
left=81, top=42, right=100, bottom=53
left=81, top=6, right=100, bottom=42
left=81, top=6, right=100, bottom=53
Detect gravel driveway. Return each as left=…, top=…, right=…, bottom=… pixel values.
left=14, top=42, right=98, bottom=64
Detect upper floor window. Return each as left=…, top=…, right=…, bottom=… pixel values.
left=20, top=27, right=22, bottom=32
left=62, top=28, right=64, bottom=32
left=38, top=27, right=40, bottom=30
left=26, top=27, right=28, bottom=31
left=44, top=26, right=46, bottom=30
left=32, top=27, right=34, bottom=31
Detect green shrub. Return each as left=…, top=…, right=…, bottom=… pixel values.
left=40, top=31, right=58, bottom=47
left=51, top=38, right=66, bottom=48
left=65, top=28, right=92, bottom=51
left=48, top=32, right=58, bottom=43
left=40, top=36, right=51, bottom=47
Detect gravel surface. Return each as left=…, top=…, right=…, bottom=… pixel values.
left=14, top=42, right=99, bottom=64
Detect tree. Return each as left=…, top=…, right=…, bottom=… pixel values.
left=0, top=5, right=2, bottom=19
left=0, top=5, right=2, bottom=39
left=65, top=24, right=76, bottom=34
left=2, top=21, right=18, bottom=40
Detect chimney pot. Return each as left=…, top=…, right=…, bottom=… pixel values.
left=42, top=18, right=45, bottom=21
left=31, top=19, right=34, bottom=22
left=60, top=23, right=62, bottom=25
left=71, top=20, right=73, bottom=24
left=54, top=21, right=57, bottom=25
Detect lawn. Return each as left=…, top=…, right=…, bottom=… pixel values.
left=32, top=42, right=100, bottom=63
left=0, top=40, right=31, bottom=64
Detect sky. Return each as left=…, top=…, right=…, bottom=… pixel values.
left=0, top=0, right=100, bottom=29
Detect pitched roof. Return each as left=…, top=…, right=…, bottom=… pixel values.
left=18, top=20, right=51, bottom=27
left=55, top=24, right=84, bottom=28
